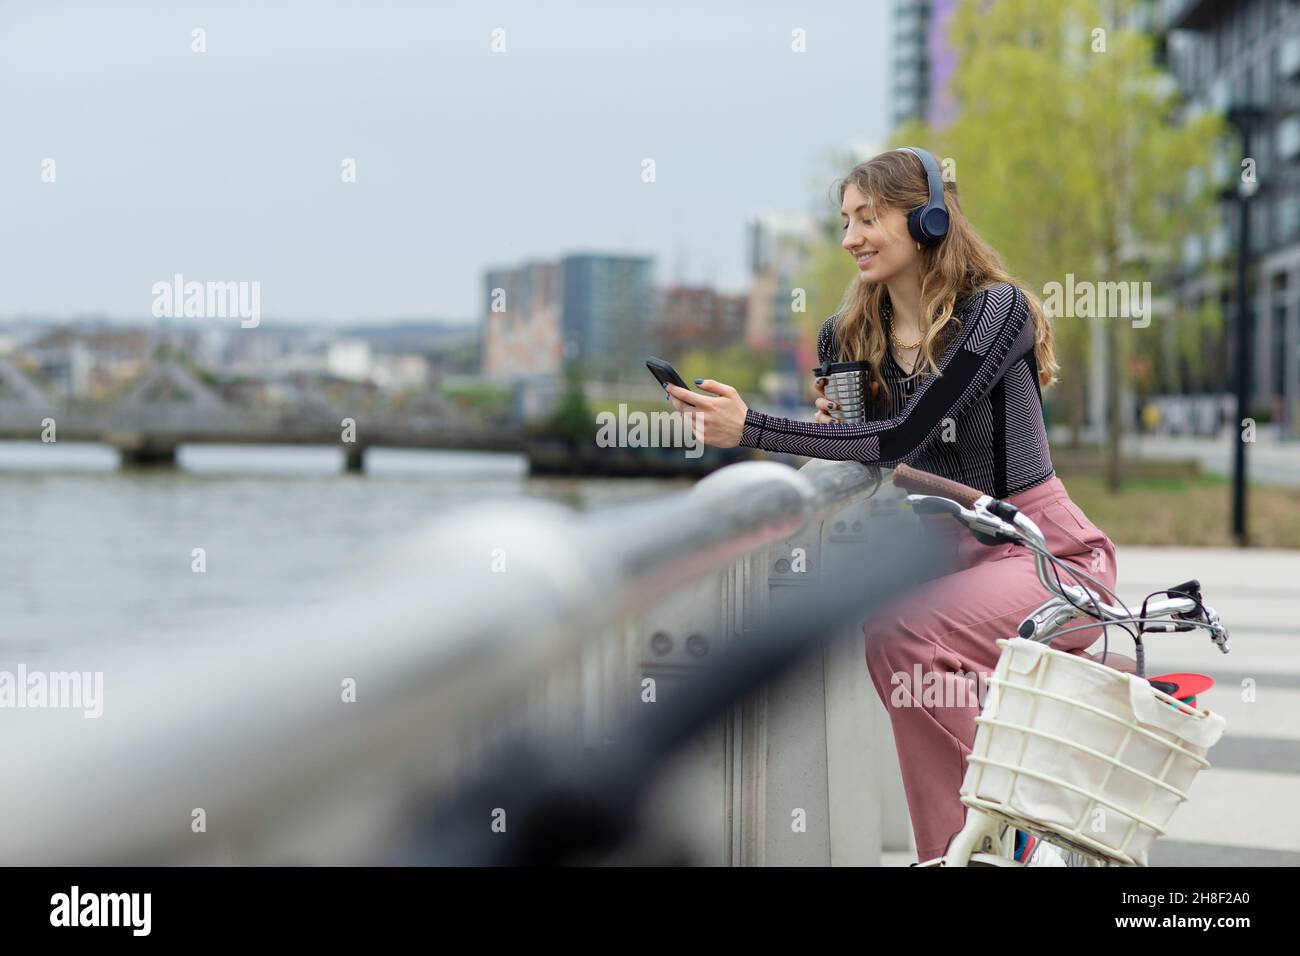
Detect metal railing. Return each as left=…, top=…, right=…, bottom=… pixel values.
left=0, top=457, right=919, bottom=865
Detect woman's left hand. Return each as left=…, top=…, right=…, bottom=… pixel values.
left=664, top=380, right=748, bottom=448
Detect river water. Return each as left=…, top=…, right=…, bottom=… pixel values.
left=0, top=443, right=687, bottom=667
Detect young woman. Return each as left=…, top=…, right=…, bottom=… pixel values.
left=665, top=147, right=1118, bottom=864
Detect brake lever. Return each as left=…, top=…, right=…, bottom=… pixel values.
left=971, top=527, right=1020, bottom=546
left=905, top=495, right=1021, bottom=544
left=906, top=494, right=963, bottom=517
left=1202, top=603, right=1230, bottom=653
left=1161, top=579, right=1229, bottom=654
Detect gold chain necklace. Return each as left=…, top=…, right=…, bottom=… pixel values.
left=888, top=326, right=923, bottom=350
left=881, top=296, right=923, bottom=350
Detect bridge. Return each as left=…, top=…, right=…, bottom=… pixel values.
left=0, top=356, right=737, bottom=476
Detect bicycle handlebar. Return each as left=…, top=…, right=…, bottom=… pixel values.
left=892, top=463, right=985, bottom=509
left=891, top=465, right=1230, bottom=655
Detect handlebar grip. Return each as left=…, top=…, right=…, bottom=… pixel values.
left=891, top=464, right=986, bottom=509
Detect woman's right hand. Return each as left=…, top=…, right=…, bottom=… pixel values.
left=813, top=377, right=840, bottom=425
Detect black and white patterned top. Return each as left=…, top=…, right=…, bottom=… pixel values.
left=739, top=281, right=1056, bottom=499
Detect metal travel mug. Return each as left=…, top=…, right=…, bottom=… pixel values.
left=814, top=360, right=876, bottom=422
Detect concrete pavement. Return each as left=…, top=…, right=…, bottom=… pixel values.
left=1115, top=546, right=1300, bottom=866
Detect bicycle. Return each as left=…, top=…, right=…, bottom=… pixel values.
left=889, top=464, right=1231, bottom=868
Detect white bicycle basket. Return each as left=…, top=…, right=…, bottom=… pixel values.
left=960, top=637, right=1226, bottom=866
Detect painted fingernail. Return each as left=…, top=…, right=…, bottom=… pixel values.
left=828, top=402, right=836, bottom=409
left=694, top=378, right=703, bottom=384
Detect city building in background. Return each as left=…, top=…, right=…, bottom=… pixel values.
left=481, top=260, right=564, bottom=380
left=1158, top=0, right=1300, bottom=434
left=325, top=339, right=372, bottom=382
left=19, top=325, right=150, bottom=401
left=561, top=254, right=655, bottom=380
left=746, top=212, right=819, bottom=401
left=653, top=285, right=747, bottom=354
left=892, top=0, right=959, bottom=129
left=482, top=254, right=654, bottom=382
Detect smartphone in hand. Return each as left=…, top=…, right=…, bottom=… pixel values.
left=646, top=357, right=696, bottom=403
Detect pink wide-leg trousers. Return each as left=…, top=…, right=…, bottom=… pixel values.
left=864, top=476, right=1118, bottom=862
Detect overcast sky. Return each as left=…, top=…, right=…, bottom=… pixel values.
left=1, top=0, right=891, bottom=324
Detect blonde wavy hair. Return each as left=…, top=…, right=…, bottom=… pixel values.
left=832, top=149, right=1058, bottom=397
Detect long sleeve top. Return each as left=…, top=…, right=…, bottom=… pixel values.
left=737, top=281, right=1056, bottom=498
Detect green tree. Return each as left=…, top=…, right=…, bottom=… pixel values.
left=893, top=0, right=1223, bottom=490
left=549, top=361, right=593, bottom=448
left=677, top=341, right=775, bottom=395
left=794, top=150, right=865, bottom=364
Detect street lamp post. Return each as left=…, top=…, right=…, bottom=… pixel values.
left=1225, top=106, right=1266, bottom=547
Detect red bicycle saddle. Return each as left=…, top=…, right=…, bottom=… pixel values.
left=1147, top=672, right=1215, bottom=703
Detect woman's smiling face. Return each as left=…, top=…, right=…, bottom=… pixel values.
left=840, top=182, right=918, bottom=283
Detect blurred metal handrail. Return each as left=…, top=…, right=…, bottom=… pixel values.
left=0, top=457, right=889, bottom=864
